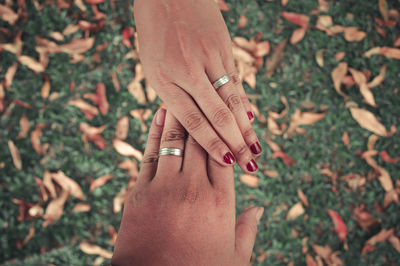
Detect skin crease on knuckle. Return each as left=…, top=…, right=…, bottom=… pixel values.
left=212, top=106, right=234, bottom=128
left=162, top=127, right=186, bottom=142
left=183, top=111, right=204, bottom=132
left=225, top=93, right=242, bottom=113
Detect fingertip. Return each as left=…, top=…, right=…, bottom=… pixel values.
left=155, top=108, right=166, bottom=126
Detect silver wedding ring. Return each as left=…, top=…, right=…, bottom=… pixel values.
left=212, top=75, right=231, bottom=90
left=159, top=147, right=184, bottom=157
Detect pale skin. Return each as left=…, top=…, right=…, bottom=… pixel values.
left=134, top=0, right=262, bottom=173
left=111, top=109, right=263, bottom=265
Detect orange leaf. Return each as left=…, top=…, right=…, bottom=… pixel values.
left=238, top=14, right=248, bottom=28
left=90, top=174, right=113, bottom=192
left=72, top=202, right=91, bottom=212
left=128, top=81, right=146, bottom=104
left=41, top=74, right=51, bottom=98
left=68, top=99, right=99, bottom=118
left=113, top=187, right=126, bottom=213
left=43, top=189, right=70, bottom=224
left=96, top=82, right=109, bottom=115
left=380, top=151, right=399, bottom=163
left=43, top=170, right=57, bottom=198
left=22, top=225, right=35, bottom=246
left=216, top=0, right=230, bottom=11
left=18, top=56, right=45, bottom=73
left=113, top=139, right=143, bottom=160
left=30, top=123, right=47, bottom=155
left=59, top=38, right=94, bottom=54
left=254, top=41, right=270, bottom=57
left=335, top=52, right=346, bottom=61
left=8, top=140, right=22, bottom=170
left=4, top=63, right=18, bottom=88
left=368, top=65, right=386, bottom=88
left=342, top=131, right=350, bottom=148
left=350, top=108, right=394, bottom=136
left=349, top=68, right=376, bottom=107
left=388, top=235, right=400, bottom=252
left=343, top=27, right=366, bottom=42
left=383, top=190, right=398, bottom=208
left=79, top=122, right=106, bottom=135
left=239, top=174, right=259, bottom=188
left=305, top=254, right=318, bottom=266
left=85, top=0, right=106, bottom=4
left=281, top=12, right=309, bottom=28
left=286, top=202, right=305, bottom=220
left=121, top=27, right=133, bottom=48
left=265, top=39, right=287, bottom=78
left=271, top=151, right=296, bottom=166
left=380, top=47, right=400, bottom=59
left=297, top=189, right=309, bottom=207
left=0, top=4, right=18, bottom=25
left=287, top=109, right=326, bottom=137
left=331, top=62, right=348, bottom=96
left=290, top=27, right=307, bottom=44
left=378, top=0, right=389, bottom=24
left=79, top=241, right=113, bottom=259
left=51, top=171, right=85, bottom=200
left=16, top=114, right=30, bottom=139
left=116, top=116, right=129, bottom=140
left=328, top=209, right=347, bottom=241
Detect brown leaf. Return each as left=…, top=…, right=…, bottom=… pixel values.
left=43, top=189, right=70, bottom=224
left=286, top=202, right=305, bottom=220
left=266, top=39, right=287, bottom=78
left=350, top=108, right=393, bottom=136
left=343, top=27, right=366, bottom=42
left=297, top=189, right=309, bottom=207
left=287, top=109, right=326, bottom=137
left=281, top=12, right=309, bottom=28
left=30, top=123, right=47, bottom=155
left=368, top=65, right=386, bottom=88
left=128, top=81, right=146, bottom=104
left=18, top=56, right=45, bottom=73
left=113, top=139, right=143, bottom=160
left=72, top=202, right=91, bottom=213
left=16, top=114, right=30, bottom=139
left=51, top=170, right=85, bottom=200
left=254, top=41, right=270, bottom=57
left=380, top=151, right=399, bottom=163
left=113, top=187, right=126, bottom=213
left=383, top=190, right=399, bottom=208
left=118, top=159, right=139, bottom=178
left=271, top=151, right=296, bottom=166
left=79, top=241, right=113, bottom=259
left=290, top=27, right=307, bottom=44
left=41, top=74, right=51, bottom=98
left=90, top=174, right=113, bottom=192
left=331, top=62, right=348, bottom=96
left=4, top=63, right=18, bottom=88
left=378, top=0, right=389, bottom=24
left=43, top=170, right=57, bottom=198
left=22, top=225, right=35, bottom=246
left=49, top=31, right=65, bottom=41
left=239, top=174, right=259, bottom=188
left=0, top=83, right=4, bottom=112
left=366, top=228, right=394, bottom=246
left=96, top=82, right=109, bottom=115
left=380, top=47, right=400, bottom=59
left=388, top=235, right=400, bottom=252
left=35, top=177, right=48, bottom=202
left=342, top=131, right=350, bottom=148
left=59, top=38, right=94, bottom=54
left=305, top=254, right=318, bottom=266
left=335, top=52, right=346, bottom=61
left=79, top=122, right=106, bottom=135
left=349, top=68, right=376, bottom=107
left=111, top=71, right=121, bottom=92
left=68, top=99, right=99, bottom=119
left=0, top=4, right=18, bottom=25
left=238, top=14, right=248, bottom=28
left=8, top=140, right=22, bottom=170
left=281, top=0, right=288, bottom=7
left=115, top=116, right=129, bottom=140
left=63, top=24, right=80, bottom=35
left=315, top=49, right=325, bottom=67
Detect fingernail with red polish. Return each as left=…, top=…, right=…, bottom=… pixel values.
left=223, top=152, right=235, bottom=164
left=247, top=111, right=254, bottom=120
left=246, top=159, right=258, bottom=172
left=250, top=142, right=262, bottom=154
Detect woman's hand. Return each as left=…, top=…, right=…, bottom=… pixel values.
left=133, top=0, right=261, bottom=173
left=111, top=109, right=264, bottom=266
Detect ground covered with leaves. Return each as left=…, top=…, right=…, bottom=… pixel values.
left=1, top=0, right=400, bottom=265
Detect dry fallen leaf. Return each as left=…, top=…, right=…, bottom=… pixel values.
left=328, top=209, right=347, bottom=242
left=31, top=123, right=47, bottom=155
left=335, top=52, right=346, bottom=61
left=239, top=174, right=259, bottom=188
left=388, top=235, right=400, bottom=252
left=305, top=254, right=318, bottom=266
left=8, top=140, right=22, bottom=170
left=113, top=187, right=126, bottom=213
left=4, top=63, right=18, bottom=88
left=16, top=114, right=30, bottom=139
left=18, top=56, right=45, bottom=73
left=43, top=170, right=57, bottom=198
left=364, top=46, right=400, bottom=59
left=343, top=27, right=366, bottom=42
left=90, top=174, right=113, bottom=192
left=51, top=170, right=85, bottom=200
left=271, top=151, right=296, bottom=166
left=96, top=82, right=109, bottom=115
left=287, top=109, right=326, bottom=137
left=331, top=62, right=348, bottom=96
left=79, top=241, right=113, bottom=259
left=286, top=202, right=305, bottom=220
left=281, top=12, right=309, bottom=28
left=128, top=81, right=146, bottom=104
left=238, top=14, right=248, bottom=28
left=266, top=39, right=287, bottom=78
left=72, top=202, right=91, bottom=212
left=254, top=41, right=270, bottom=57
left=59, top=38, right=95, bottom=54
left=315, top=49, right=325, bottom=67
left=378, top=0, right=389, bottom=24
left=41, top=74, right=51, bottom=98
left=380, top=151, right=399, bottom=163
left=368, top=65, right=386, bottom=88
left=290, top=27, right=307, bottom=44
left=350, top=108, right=394, bottom=137
left=0, top=4, right=18, bottom=25
left=349, top=68, right=376, bottom=107
left=43, top=189, right=70, bottom=225
left=362, top=228, right=394, bottom=254
left=113, top=139, right=143, bottom=160
left=297, top=189, right=309, bottom=207
left=115, top=116, right=129, bottom=140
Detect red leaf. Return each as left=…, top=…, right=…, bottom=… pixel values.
left=85, top=0, right=106, bottom=4
left=271, top=151, right=296, bottom=166
left=380, top=151, right=399, bottom=163
left=281, top=12, right=309, bottom=28
left=122, top=27, right=132, bottom=48
left=328, top=209, right=347, bottom=242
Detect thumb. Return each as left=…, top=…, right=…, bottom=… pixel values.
left=234, top=206, right=264, bottom=261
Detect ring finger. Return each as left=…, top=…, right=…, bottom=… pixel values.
left=155, top=111, right=187, bottom=177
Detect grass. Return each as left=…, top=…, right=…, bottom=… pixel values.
left=1, top=0, right=400, bottom=265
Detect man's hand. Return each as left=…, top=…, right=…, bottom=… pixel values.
left=111, top=109, right=264, bottom=265
left=133, top=0, right=261, bottom=173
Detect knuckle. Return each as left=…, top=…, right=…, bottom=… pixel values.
left=234, top=144, right=249, bottom=157
left=162, top=128, right=186, bottom=142
left=242, top=127, right=255, bottom=140
left=206, top=137, right=224, bottom=154
left=213, top=189, right=229, bottom=207
left=183, top=111, right=204, bottom=132
left=212, top=107, right=233, bottom=128
left=225, top=93, right=242, bottom=112
left=179, top=185, right=201, bottom=204
left=148, top=132, right=162, bottom=142
left=142, top=152, right=159, bottom=164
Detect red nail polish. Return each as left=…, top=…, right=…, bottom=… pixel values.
left=246, top=159, right=258, bottom=172
left=250, top=142, right=262, bottom=154
left=247, top=111, right=254, bottom=120
left=223, top=152, right=235, bottom=164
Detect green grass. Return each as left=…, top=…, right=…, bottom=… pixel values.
left=1, top=0, right=400, bottom=265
